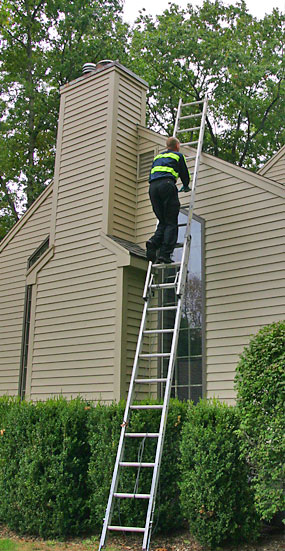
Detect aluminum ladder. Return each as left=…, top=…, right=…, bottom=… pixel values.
left=98, top=96, right=208, bottom=551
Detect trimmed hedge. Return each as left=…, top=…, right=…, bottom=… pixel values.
left=0, top=397, right=90, bottom=536
left=87, top=399, right=188, bottom=533
left=0, top=395, right=263, bottom=544
left=180, top=400, right=259, bottom=549
left=235, top=321, right=285, bottom=523
left=0, top=397, right=187, bottom=537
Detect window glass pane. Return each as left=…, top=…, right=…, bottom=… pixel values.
left=190, top=386, right=202, bottom=405
left=190, top=357, right=203, bottom=385
left=159, top=210, right=204, bottom=402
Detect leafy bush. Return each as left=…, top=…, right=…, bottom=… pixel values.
left=0, top=397, right=90, bottom=537
left=235, top=321, right=285, bottom=522
left=87, top=399, right=188, bottom=533
left=0, top=396, right=18, bottom=427
left=180, top=400, right=259, bottom=549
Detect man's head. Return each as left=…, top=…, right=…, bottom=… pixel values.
left=166, top=136, right=180, bottom=152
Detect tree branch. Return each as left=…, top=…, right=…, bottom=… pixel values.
left=238, top=86, right=281, bottom=166
left=0, top=176, right=19, bottom=222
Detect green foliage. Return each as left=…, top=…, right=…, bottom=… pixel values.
left=0, top=395, right=18, bottom=427
left=235, top=321, right=285, bottom=522
left=87, top=399, right=188, bottom=533
left=0, top=0, right=129, bottom=239
left=180, top=400, right=259, bottom=549
left=0, top=397, right=90, bottom=536
left=129, top=1, right=284, bottom=170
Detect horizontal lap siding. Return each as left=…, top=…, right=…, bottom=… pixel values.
left=180, top=160, right=284, bottom=402
left=261, top=151, right=285, bottom=185
left=136, top=138, right=285, bottom=403
left=123, top=267, right=151, bottom=399
left=0, top=192, right=53, bottom=396
left=30, top=72, right=117, bottom=403
left=111, top=76, right=145, bottom=242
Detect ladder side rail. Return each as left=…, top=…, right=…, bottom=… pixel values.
left=176, top=97, right=208, bottom=297
left=143, top=296, right=184, bottom=550
left=98, top=296, right=151, bottom=550
left=173, top=98, right=182, bottom=137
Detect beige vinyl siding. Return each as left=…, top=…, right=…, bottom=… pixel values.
left=111, top=74, right=147, bottom=242
left=0, top=189, right=53, bottom=396
left=136, top=128, right=285, bottom=404
left=258, top=146, right=285, bottom=185
left=184, top=160, right=284, bottom=404
left=27, top=70, right=119, bottom=402
left=122, top=266, right=157, bottom=400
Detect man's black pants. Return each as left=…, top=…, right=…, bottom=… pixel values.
left=148, top=178, right=180, bottom=256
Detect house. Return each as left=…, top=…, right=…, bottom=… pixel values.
left=0, top=61, right=284, bottom=405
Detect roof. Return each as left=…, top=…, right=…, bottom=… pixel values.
left=137, top=126, right=285, bottom=200
left=258, top=145, right=285, bottom=178
left=107, top=235, right=147, bottom=260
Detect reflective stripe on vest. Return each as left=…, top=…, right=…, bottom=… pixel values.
left=153, top=152, right=180, bottom=162
left=150, top=166, right=179, bottom=179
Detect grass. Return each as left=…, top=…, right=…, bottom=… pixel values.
left=0, top=538, right=117, bottom=551
left=0, top=540, right=18, bottom=551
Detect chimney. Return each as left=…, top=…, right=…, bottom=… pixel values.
left=50, top=61, right=148, bottom=247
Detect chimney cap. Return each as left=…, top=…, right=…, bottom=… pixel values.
left=82, top=60, right=113, bottom=74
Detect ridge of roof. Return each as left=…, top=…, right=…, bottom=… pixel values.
left=0, top=183, right=53, bottom=253
left=137, top=125, right=285, bottom=199
left=258, top=145, right=285, bottom=176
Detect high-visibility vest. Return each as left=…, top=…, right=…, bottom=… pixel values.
left=149, top=150, right=190, bottom=187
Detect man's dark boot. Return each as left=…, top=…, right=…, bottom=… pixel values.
left=157, top=255, right=174, bottom=264
left=146, top=240, right=157, bottom=262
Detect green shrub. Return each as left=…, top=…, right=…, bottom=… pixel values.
left=180, top=400, right=259, bottom=549
left=0, top=396, right=18, bottom=427
left=0, top=397, right=90, bottom=537
left=87, top=399, right=188, bottom=533
left=235, top=320, right=285, bottom=522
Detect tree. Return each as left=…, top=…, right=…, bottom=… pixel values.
left=129, top=0, right=284, bottom=170
left=0, top=0, right=128, bottom=239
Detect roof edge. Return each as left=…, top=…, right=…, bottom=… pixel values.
left=137, top=125, right=285, bottom=199
left=0, top=182, right=53, bottom=253
left=258, top=145, right=285, bottom=176
left=60, top=61, right=148, bottom=94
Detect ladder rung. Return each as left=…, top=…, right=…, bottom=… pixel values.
left=114, top=493, right=151, bottom=499
left=148, top=306, right=177, bottom=311
left=108, top=526, right=145, bottom=533
left=135, top=378, right=167, bottom=384
left=150, top=283, right=176, bottom=289
left=180, top=140, right=199, bottom=146
left=125, top=433, right=159, bottom=438
left=143, top=329, right=174, bottom=334
left=119, top=462, right=155, bottom=468
left=177, top=126, right=200, bottom=133
left=130, top=405, right=163, bottom=410
left=185, top=155, right=196, bottom=161
left=152, top=261, right=181, bottom=268
left=139, top=353, right=170, bottom=358
left=182, top=99, right=204, bottom=106
left=180, top=112, right=202, bottom=120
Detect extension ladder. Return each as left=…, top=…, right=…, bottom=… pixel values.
left=98, top=96, right=208, bottom=551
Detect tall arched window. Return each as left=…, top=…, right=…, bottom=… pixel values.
left=158, top=210, right=204, bottom=403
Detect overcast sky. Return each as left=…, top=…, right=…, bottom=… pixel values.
left=123, top=0, right=285, bottom=23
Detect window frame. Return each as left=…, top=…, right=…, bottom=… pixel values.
left=158, top=209, right=206, bottom=403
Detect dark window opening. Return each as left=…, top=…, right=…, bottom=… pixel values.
left=27, top=236, right=49, bottom=269
left=19, top=285, right=32, bottom=400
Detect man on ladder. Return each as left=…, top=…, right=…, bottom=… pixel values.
left=146, top=136, right=191, bottom=264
